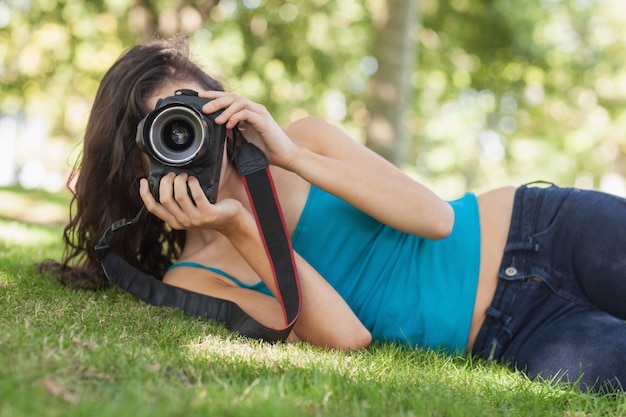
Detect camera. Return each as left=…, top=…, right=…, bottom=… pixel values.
left=136, top=89, right=226, bottom=204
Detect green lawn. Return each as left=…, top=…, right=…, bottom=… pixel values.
left=1, top=187, right=624, bottom=416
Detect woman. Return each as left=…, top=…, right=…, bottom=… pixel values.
left=43, top=38, right=626, bottom=393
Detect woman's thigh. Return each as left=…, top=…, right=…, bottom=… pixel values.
left=550, top=189, right=626, bottom=318
left=508, top=305, right=626, bottom=393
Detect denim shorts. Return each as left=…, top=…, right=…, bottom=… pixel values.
left=471, top=182, right=626, bottom=392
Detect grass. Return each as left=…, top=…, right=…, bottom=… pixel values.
left=1, top=187, right=625, bottom=416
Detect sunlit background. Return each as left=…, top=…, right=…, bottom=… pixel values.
left=2, top=0, right=626, bottom=210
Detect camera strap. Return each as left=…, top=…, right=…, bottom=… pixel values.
left=94, top=135, right=301, bottom=342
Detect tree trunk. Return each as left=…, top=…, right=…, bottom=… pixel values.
left=365, top=0, right=420, bottom=166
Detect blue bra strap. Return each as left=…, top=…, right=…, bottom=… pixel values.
left=169, top=261, right=272, bottom=295
left=170, top=261, right=239, bottom=281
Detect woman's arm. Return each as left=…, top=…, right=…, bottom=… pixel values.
left=200, top=92, right=454, bottom=239
left=282, top=117, right=454, bottom=239
left=140, top=176, right=372, bottom=350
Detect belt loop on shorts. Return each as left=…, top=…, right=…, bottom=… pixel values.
left=509, top=183, right=548, bottom=251
left=523, top=180, right=556, bottom=188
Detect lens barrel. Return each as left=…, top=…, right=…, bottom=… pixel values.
left=148, top=105, right=211, bottom=166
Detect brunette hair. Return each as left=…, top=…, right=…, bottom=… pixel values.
left=39, top=37, right=224, bottom=290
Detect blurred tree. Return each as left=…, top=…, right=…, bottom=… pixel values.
left=364, top=0, right=419, bottom=166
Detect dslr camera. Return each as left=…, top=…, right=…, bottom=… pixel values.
left=136, top=89, right=226, bottom=204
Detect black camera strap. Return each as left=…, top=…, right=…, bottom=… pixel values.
left=94, top=136, right=301, bottom=342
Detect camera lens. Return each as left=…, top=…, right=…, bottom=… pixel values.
left=163, top=120, right=194, bottom=151
left=148, top=105, right=211, bottom=166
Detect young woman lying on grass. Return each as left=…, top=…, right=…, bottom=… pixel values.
left=41, top=37, right=626, bottom=393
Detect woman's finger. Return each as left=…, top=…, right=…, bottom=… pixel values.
left=199, top=92, right=239, bottom=115
left=139, top=178, right=158, bottom=209
left=186, top=176, right=219, bottom=223
left=139, top=177, right=184, bottom=229
left=157, top=173, right=199, bottom=229
left=197, top=90, right=230, bottom=99
left=172, top=173, right=197, bottom=210
left=201, top=94, right=268, bottom=129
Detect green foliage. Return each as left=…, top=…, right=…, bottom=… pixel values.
left=0, top=0, right=375, bottom=134
left=1, top=0, right=126, bottom=137
left=2, top=0, right=626, bottom=197
left=416, top=0, right=626, bottom=194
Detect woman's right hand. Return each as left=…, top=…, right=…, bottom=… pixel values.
left=139, top=172, right=246, bottom=235
left=198, top=91, right=300, bottom=170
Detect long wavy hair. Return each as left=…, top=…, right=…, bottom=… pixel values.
left=39, top=38, right=225, bottom=290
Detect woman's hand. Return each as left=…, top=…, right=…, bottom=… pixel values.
left=139, top=172, right=245, bottom=235
left=198, top=91, right=300, bottom=169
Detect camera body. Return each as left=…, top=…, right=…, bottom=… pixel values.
left=136, top=89, right=226, bottom=204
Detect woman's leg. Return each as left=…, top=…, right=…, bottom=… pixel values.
left=549, top=189, right=626, bottom=319
left=517, top=188, right=626, bottom=391
left=511, top=304, right=626, bottom=392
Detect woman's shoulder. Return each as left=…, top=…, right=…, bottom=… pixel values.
left=283, top=116, right=328, bottom=133
left=282, top=117, right=325, bottom=141
left=282, top=117, right=345, bottom=154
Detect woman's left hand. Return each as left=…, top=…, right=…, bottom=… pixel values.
left=198, top=91, right=300, bottom=169
left=139, top=172, right=246, bottom=235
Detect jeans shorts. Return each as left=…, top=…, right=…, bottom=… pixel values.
left=471, top=182, right=626, bottom=392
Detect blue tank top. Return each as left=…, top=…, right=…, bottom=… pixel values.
left=171, top=185, right=481, bottom=352
left=292, top=185, right=481, bottom=352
